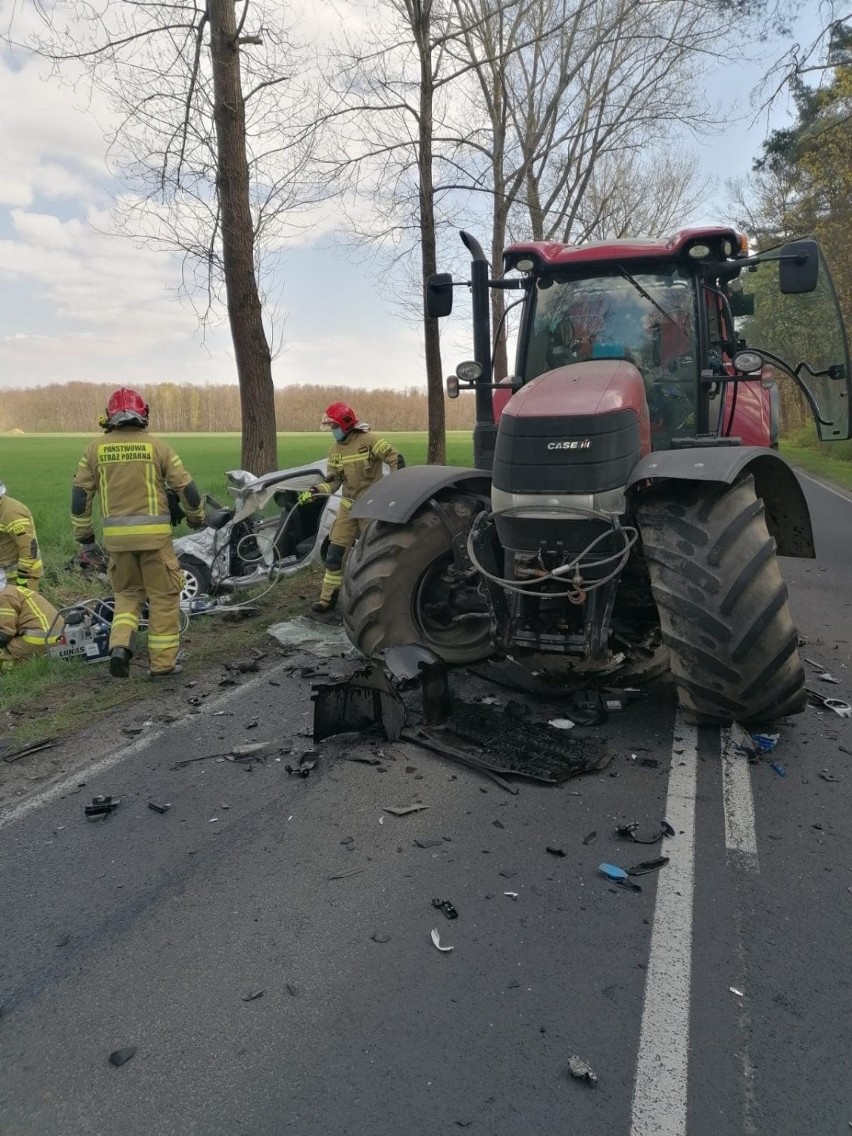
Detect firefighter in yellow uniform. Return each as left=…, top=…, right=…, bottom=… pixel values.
left=0, top=569, right=64, bottom=672
left=0, top=483, right=44, bottom=591
left=299, top=401, right=404, bottom=613
left=71, top=388, right=206, bottom=679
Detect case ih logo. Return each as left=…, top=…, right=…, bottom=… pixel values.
left=547, top=439, right=592, bottom=450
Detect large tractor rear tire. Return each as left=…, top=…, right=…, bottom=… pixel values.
left=341, top=502, right=493, bottom=664
left=637, top=474, right=806, bottom=725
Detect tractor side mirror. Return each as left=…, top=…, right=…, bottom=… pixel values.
left=446, top=375, right=460, bottom=399
left=426, top=273, right=454, bottom=318
left=779, top=239, right=819, bottom=294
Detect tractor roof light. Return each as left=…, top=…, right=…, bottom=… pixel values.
left=515, top=257, right=536, bottom=273
left=687, top=243, right=711, bottom=259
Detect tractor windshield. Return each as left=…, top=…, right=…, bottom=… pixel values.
left=731, top=244, right=851, bottom=440
left=524, top=267, right=700, bottom=446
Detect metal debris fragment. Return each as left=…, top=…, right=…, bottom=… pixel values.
left=147, top=801, right=171, bottom=814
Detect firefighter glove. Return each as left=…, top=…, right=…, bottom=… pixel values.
left=186, top=515, right=206, bottom=531
left=298, top=488, right=318, bottom=506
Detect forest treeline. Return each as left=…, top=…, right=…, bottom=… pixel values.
left=0, top=382, right=476, bottom=435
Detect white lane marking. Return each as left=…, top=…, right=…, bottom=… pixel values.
left=721, top=727, right=760, bottom=872
left=796, top=471, right=852, bottom=504
left=630, top=711, right=697, bottom=1136
left=0, top=662, right=290, bottom=832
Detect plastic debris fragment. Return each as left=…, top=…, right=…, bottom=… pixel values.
left=504, top=891, right=519, bottom=899
left=431, top=927, right=453, bottom=952
left=749, top=733, right=779, bottom=753
left=627, top=856, right=669, bottom=876
left=729, top=987, right=744, bottom=997
left=598, top=863, right=642, bottom=891
left=147, top=801, right=170, bottom=814
left=567, top=1055, right=598, bottom=1086
left=241, top=989, right=264, bottom=1002
left=383, top=804, right=430, bottom=816
left=371, top=931, right=391, bottom=943
left=770, top=762, right=787, bottom=778
left=817, top=672, right=840, bottom=684
left=85, top=795, right=121, bottom=818
left=432, top=898, right=458, bottom=920
left=108, top=1047, right=137, bottom=1067
left=548, top=718, right=575, bottom=730
left=546, top=846, right=567, bottom=857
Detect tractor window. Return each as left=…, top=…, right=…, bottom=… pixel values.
left=524, top=268, right=700, bottom=448
left=732, top=246, right=851, bottom=440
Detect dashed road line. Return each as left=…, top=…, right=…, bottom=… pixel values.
left=721, top=727, right=760, bottom=873
left=630, top=711, right=698, bottom=1136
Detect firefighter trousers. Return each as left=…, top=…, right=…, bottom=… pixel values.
left=108, top=546, right=182, bottom=673
left=0, top=638, right=47, bottom=671
left=318, top=506, right=369, bottom=604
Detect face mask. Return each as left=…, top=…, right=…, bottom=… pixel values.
left=331, top=426, right=346, bottom=442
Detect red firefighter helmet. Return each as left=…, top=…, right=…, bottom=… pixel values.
left=103, top=387, right=149, bottom=429
left=321, top=402, right=358, bottom=432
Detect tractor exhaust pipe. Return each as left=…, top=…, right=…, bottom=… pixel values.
left=460, top=231, right=497, bottom=471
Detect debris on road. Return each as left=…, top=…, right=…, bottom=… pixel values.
left=401, top=730, right=519, bottom=793
left=327, top=867, right=365, bottom=880
left=432, top=898, right=459, bottom=920
left=771, top=762, right=787, bottom=778
left=616, top=820, right=672, bottom=845
left=108, top=1046, right=137, bottom=1067
left=546, top=846, right=567, bottom=857
left=267, top=616, right=352, bottom=657
left=3, top=737, right=59, bottom=764
left=371, top=931, right=391, bottom=943
left=285, top=757, right=316, bottom=777
left=383, top=804, right=430, bottom=816
left=817, top=671, right=841, bottom=684
left=729, top=987, right=744, bottom=997
left=84, top=795, right=121, bottom=819
left=807, top=689, right=852, bottom=717
left=598, top=863, right=642, bottom=891
left=430, top=928, right=454, bottom=952
left=147, top=801, right=171, bottom=814
left=567, top=1055, right=598, bottom=1086
left=819, top=770, right=843, bottom=782
left=548, top=718, right=575, bottom=730
left=241, top=989, right=265, bottom=1002
left=312, top=666, right=405, bottom=743
left=414, top=837, right=443, bottom=849
left=730, top=724, right=780, bottom=757
left=627, top=856, right=669, bottom=876
left=504, top=891, right=519, bottom=899
left=582, top=831, right=598, bottom=845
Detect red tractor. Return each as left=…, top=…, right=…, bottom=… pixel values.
left=340, top=228, right=851, bottom=724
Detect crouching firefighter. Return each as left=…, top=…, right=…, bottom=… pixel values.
left=0, top=481, right=44, bottom=591
left=0, top=569, right=64, bottom=672
left=71, top=388, right=206, bottom=679
left=299, top=402, right=404, bottom=613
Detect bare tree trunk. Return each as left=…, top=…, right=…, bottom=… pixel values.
left=208, top=0, right=277, bottom=474
left=412, top=0, right=447, bottom=466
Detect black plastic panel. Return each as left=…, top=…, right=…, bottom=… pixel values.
left=493, top=409, right=641, bottom=494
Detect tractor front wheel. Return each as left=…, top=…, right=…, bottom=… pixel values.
left=637, top=474, right=806, bottom=725
left=341, top=502, right=493, bottom=664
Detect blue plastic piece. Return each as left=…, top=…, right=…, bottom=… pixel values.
left=771, top=762, right=786, bottom=777
left=599, top=862, right=628, bottom=881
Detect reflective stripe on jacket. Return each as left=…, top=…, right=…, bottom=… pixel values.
left=0, top=584, right=63, bottom=646
left=72, top=428, right=203, bottom=551
left=315, top=429, right=403, bottom=502
left=0, top=496, right=43, bottom=584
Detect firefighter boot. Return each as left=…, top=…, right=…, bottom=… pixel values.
left=109, top=647, right=133, bottom=678
left=311, top=591, right=339, bottom=614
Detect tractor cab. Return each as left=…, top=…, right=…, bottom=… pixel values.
left=434, top=228, right=851, bottom=469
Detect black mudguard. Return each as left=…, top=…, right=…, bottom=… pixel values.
left=627, top=447, right=814, bottom=558
left=350, top=466, right=492, bottom=523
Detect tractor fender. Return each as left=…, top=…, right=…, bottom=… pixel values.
left=350, top=465, right=493, bottom=524
left=627, top=447, right=814, bottom=558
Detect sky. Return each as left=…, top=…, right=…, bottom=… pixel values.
left=0, top=1, right=826, bottom=397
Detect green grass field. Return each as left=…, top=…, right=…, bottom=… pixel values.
left=0, top=431, right=476, bottom=561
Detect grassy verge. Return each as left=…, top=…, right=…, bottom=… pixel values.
left=779, top=443, right=852, bottom=493
left=0, top=566, right=323, bottom=747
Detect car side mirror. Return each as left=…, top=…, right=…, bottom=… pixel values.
left=779, top=239, right=819, bottom=294
left=426, top=273, right=454, bottom=318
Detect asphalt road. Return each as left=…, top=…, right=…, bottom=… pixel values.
left=1, top=472, right=850, bottom=1136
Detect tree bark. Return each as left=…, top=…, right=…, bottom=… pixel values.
left=413, top=0, right=447, bottom=466
left=208, top=0, right=278, bottom=474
